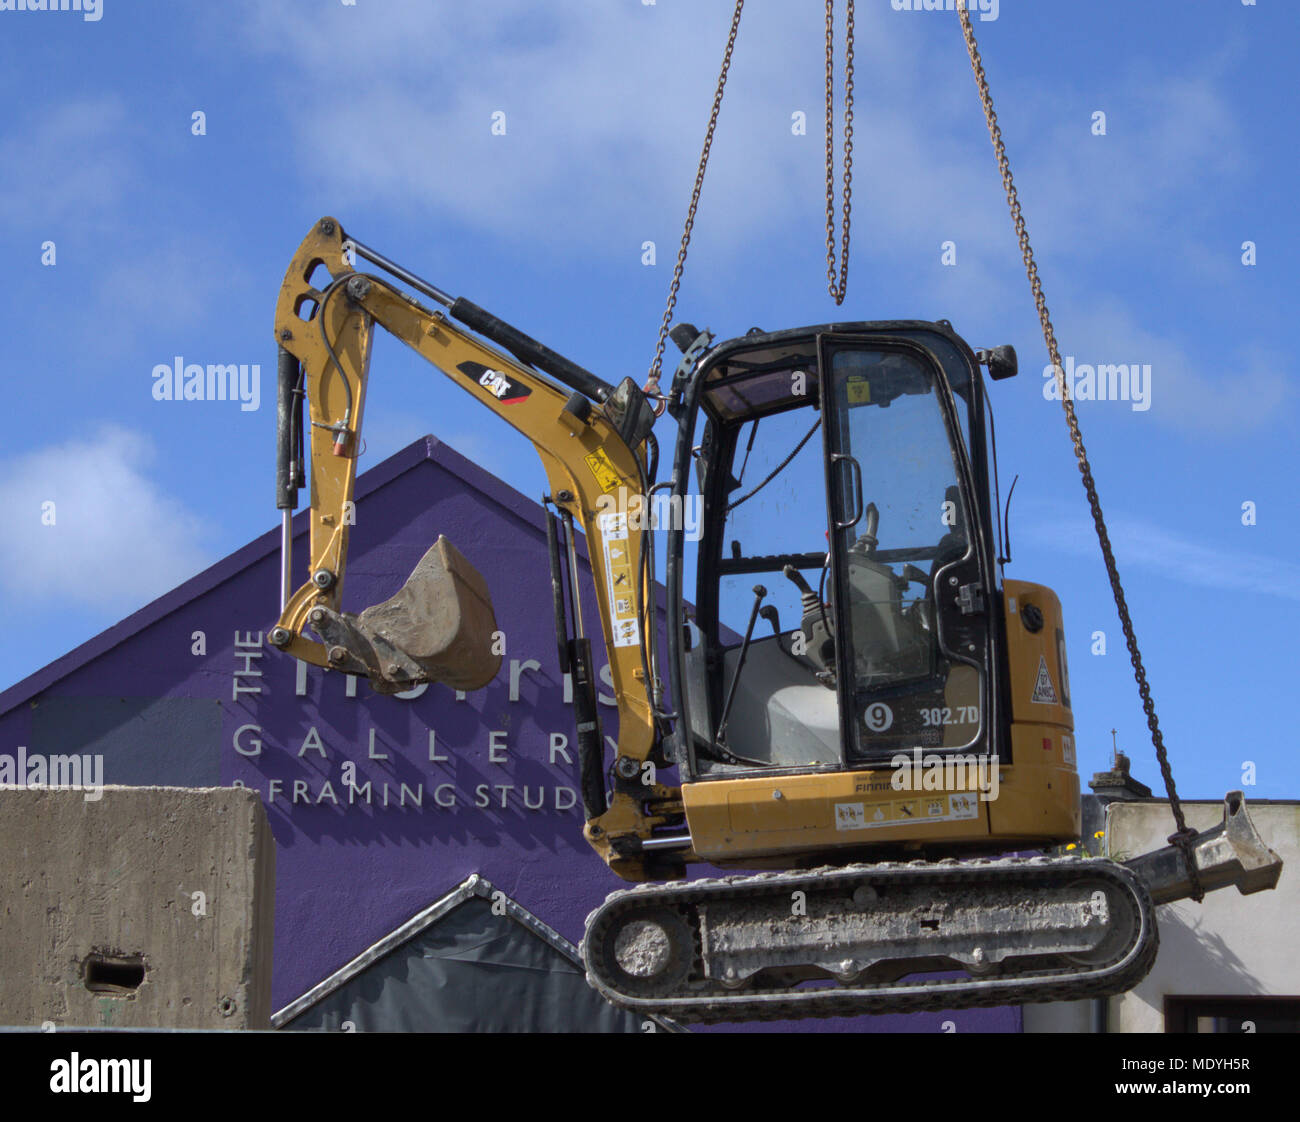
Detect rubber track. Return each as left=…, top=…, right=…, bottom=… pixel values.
left=581, top=856, right=1158, bottom=1024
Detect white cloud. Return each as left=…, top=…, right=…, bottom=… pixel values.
left=234, top=2, right=1004, bottom=256
left=0, top=99, right=134, bottom=232
left=233, top=3, right=1244, bottom=267
left=98, top=247, right=216, bottom=329
left=1048, top=297, right=1290, bottom=434
left=1013, top=72, right=1244, bottom=253
left=0, top=426, right=210, bottom=612
left=1023, top=510, right=1300, bottom=602
left=87, top=239, right=252, bottom=357
left=233, top=1, right=1282, bottom=438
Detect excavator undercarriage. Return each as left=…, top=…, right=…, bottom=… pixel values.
left=586, top=857, right=1157, bottom=1022
left=582, top=791, right=1279, bottom=1022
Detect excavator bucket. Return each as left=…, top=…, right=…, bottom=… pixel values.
left=311, top=536, right=501, bottom=694
left=1122, top=791, right=1283, bottom=905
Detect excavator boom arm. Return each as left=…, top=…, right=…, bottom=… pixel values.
left=268, top=218, right=679, bottom=877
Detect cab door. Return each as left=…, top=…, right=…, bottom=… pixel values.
left=817, top=334, right=993, bottom=765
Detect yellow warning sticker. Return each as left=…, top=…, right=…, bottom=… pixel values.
left=834, top=793, right=979, bottom=830
left=584, top=447, right=622, bottom=494
left=598, top=512, right=640, bottom=648
left=846, top=377, right=872, bottom=405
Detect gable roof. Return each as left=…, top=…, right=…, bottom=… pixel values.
left=272, top=873, right=681, bottom=1033
left=0, top=436, right=590, bottom=713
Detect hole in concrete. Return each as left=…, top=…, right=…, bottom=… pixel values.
left=83, top=953, right=146, bottom=995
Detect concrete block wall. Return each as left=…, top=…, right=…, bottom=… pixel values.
left=0, top=785, right=275, bottom=1028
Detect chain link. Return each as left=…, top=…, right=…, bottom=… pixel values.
left=825, top=0, right=855, bottom=305
left=956, top=6, right=1203, bottom=901
left=645, top=0, right=746, bottom=407
left=648, top=0, right=857, bottom=396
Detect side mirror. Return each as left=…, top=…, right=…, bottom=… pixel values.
left=977, top=344, right=1018, bottom=381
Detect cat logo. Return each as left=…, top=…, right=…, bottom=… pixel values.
left=456, top=361, right=531, bottom=405
left=480, top=369, right=512, bottom=398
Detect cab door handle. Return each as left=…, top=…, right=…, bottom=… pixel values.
left=831, top=452, right=863, bottom=530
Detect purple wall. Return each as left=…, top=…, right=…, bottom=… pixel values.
left=0, top=436, right=1018, bottom=1033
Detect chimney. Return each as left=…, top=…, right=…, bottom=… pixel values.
left=1089, top=747, right=1152, bottom=801
left=1079, top=732, right=1154, bottom=846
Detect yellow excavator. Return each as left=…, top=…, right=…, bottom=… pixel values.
left=266, top=217, right=1279, bottom=1023
left=264, top=9, right=1280, bottom=1023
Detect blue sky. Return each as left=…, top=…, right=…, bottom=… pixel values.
left=0, top=0, right=1295, bottom=801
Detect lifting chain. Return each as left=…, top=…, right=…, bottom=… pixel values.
left=645, top=0, right=746, bottom=413
left=824, top=0, right=855, bottom=306
left=956, top=5, right=1203, bottom=901
left=647, top=1, right=859, bottom=402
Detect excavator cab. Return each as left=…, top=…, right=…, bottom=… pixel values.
left=672, top=323, right=998, bottom=783
left=659, top=322, right=1038, bottom=870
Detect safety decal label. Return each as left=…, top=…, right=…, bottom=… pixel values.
left=846, top=377, right=872, bottom=405
left=599, top=512, right=640, bottom=648
left=834, top=802, right=866, bottom=830
left=1030, top=654, right=1059, bottom=704
left=585, top=447, right=622, bottom=493
left=835, top=794, right=979, bottom=831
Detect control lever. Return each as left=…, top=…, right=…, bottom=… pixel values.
left=902, top=563, right=928, bottom=586
left=785, top=562, right=836, bottom=679
left=783, top=565, right=820, bottom=616
left=715, top=585, right=766, bottom=748
left=857, top=502, right=879, bottom=553
left=758, top=604, right=781, bottom=637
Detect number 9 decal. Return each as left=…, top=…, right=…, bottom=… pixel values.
left=865, top=702, right=894, bottom=732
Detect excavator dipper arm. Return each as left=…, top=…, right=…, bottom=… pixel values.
left=267, top=218, right=679, bottom=879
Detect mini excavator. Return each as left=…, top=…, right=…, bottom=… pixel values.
left=266, top=218, right=1279, bottom=1022
left=264, top=8, right=1281, bottom=1024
